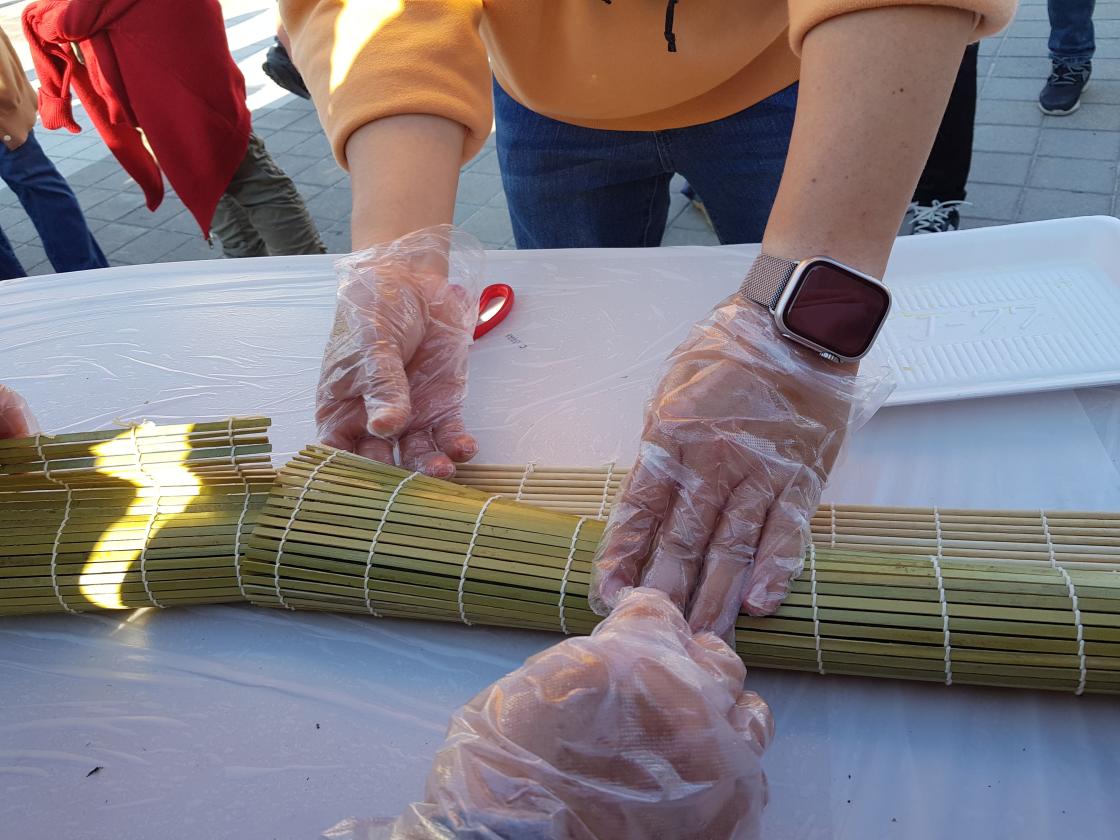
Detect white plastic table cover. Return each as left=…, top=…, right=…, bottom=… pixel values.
left=3, top=222, right=1120, bottom=840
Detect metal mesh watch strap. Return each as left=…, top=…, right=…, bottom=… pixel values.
left=740, top=253, right=799, bottom=310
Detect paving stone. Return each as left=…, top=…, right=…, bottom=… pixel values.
left=987, top=56, right=1051, bottom=79
left=457, top=171, right=504, bottom=206
left=983, top=76, right=1049, bottom=102
left=111, top=229, right=196, bottom=266
left=968, top=152, right=1033, bottom=186
left=118, top=200, right=190, bottom=229
left=457, top=206, right=514, bottom=247
left=467, top=150, right=502, bottom=175
left=1018, top=188, right=1112, bottom=221
left=288, top=132, right=332, bottom=158
left=305, top=187, right=353, bottom=223
left=161, top=237, right=223, bottom=264
left=453, top=203, right=483, bottom=225
left=291, top=156, right=348, bottom=188
left=4, top=217, right=40, bottom=246
left=975, top=97, right=1044, bottom=127
left=962, top=183, right=1022, bottom=220
left=973, top=123, right=1040, bottom=154
left=662, top=225, right=719, bottom=246
left=1028, top=156, right=1116, bottom=193
left=85, top=191, right=154, bottom=223
left=1049, top=101, right=1120, bottom=130
left=254, top=130, right=308, bottom=155
left=87, top=221, right=155, bottom=252
left=1037, top=128, right=1120, bottom=160
left=252, top=106, right=309, bottom=132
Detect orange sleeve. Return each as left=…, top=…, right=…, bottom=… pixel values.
left=788, top=0, right=1017, bottom=54
left=280, top=0, right=491, bottom=168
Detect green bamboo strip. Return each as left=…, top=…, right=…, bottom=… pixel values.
left=0, top=418, right=275, bottom=615
left=240, top=446, right=1120, bottom=696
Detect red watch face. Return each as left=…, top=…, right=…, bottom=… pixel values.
left=781, top=262, right=891, bottom=358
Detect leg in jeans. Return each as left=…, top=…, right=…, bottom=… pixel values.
left=218, top=133, right=325, bottom=256
left=494, top=79, right=671, bottom=248
left=0, top=131, right=107, bottom=274
left=1048, top=0, right=1095, bottom=62
left=211, top=193, right=269, bottom=258
left=670, top=84, right=798, bottom=244
left=0, top=226, right=27, bottom=280
left=913, top=43, right=978, bottom=204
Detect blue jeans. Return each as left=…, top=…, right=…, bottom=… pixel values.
left=494, top=80, right=797, bottom=247
left=1048, top=0, right=1095, bottom=63
left=0, top=130, right=107, bottom=280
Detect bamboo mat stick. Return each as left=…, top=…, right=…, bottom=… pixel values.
left=0, top=418, right=275, bottom=615
left=245, top=447, right=1120, bottom=696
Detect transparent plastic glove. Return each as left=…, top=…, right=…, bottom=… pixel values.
left=316, top=226, right=483, bottom=477
left=592, top=295, right=892, bottom=638
left=0, top=385, right=36, bottom=439
left=324, top=588, right=772, bottom=840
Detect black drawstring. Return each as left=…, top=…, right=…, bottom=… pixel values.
left=664, top=0, right=678, bottom=52
left=600, top=0, right=680, bottom=53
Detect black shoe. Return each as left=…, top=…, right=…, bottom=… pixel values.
left=909, top=200, right=966, bottom=234
left=263, top=40, right=311, bottom=100
left=1039, top=60, right=1091, bottom=115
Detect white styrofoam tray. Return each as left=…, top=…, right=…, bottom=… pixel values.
left=873, top=214, right=1120, bottom=404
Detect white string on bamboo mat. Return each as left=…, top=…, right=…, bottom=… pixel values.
left=36, top=435, right=77, bottom=615
left=928, top=553, right=953, bottom=686
left=596, top=462, right=615, bottom=520
left=933, top=506, right=944, bottom=559
left=558, top=516, right=591, bottom=635
left=458, top=494, right=503, bottom=626
left=363, top=470, right=420, bottom=616
left=829, top=503, right=837, bottom=549
left=808, top=544, right=826, bottom=675
left=515, top=461, right=536, bottom=502
left=1041, top=509, right=1087, bottom=695
left=128, top=424, right=165, bottom=609
left=229, top=418, right=252, bottom=600
left=273, top=450, right=343, bottom=610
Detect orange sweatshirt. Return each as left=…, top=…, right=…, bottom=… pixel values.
left=281, top=0, right=1015, bottom=167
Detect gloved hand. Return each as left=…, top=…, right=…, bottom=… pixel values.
left=0, top=385, right=36, bottom=439
left=591, top=295, right=890, bottom=638
left=316, top=226, right=483, bottom=477
left=326, top=588, right=772, bottom=840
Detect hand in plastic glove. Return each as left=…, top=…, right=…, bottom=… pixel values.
left=326, top=588, right=772, bottom=840
left=0, top=385, right=36, bottom=439
left=316, top=226, right=482, bottom=477
left=592, top=297, right=889, bottom=638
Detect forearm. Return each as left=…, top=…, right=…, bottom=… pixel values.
left=345, top=115, right=464, bottom=249
left=763, top=6, right=975, bottom=277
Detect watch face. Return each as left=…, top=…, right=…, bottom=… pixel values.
left=780, top=262, right=891, bottom=358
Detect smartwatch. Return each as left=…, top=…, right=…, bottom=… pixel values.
left=740, top=254, right=892, bottom=362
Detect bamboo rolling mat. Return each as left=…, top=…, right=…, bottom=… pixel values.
left=0, top=418, right=275, bottom=615
left=249, top=447, right=1120, bottom=695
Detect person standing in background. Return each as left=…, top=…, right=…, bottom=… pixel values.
left=910, top=43, right=979, bottom=233
left=1040, top=0, right=1094, bottom=115
left=0, top=24, right=106, bottom=280
left=22, top=0, right=325, bottom=259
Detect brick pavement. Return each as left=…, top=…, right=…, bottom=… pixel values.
left=1, top=0, right=1118, bottom=274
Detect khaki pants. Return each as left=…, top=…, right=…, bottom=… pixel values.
left=211, top=133, right=326, bottom=258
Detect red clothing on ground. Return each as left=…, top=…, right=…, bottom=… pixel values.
left=22, top=0, right=252, bottom=235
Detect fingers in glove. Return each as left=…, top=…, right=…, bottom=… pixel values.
left=590, top=448, right=677, bottom=614
left=433, top=414, right=478, bottom=463
left=0, top=386, right=35, bottom=439
left=360, top=346, right=412, bottom=437
left=639, top=483, right=724, bottom=616
left=399, top=428, right=456, bottom=478
left=729, top=690, right=775, bottom=759
left=686, top=478, right=773, bottom=638
left=742, top=470, right=822, bottom=616
left=355, top=436, right=396, bottom=465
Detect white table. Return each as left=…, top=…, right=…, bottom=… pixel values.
left=3, top=225, right=1119, bottom=839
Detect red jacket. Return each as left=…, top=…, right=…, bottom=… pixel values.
left=22, top=0, right=251, bottom=236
